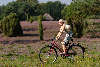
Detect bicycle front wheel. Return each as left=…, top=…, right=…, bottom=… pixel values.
left=67, top=44, right=85, bottom=58
left=39, top=45, right=58, bottom=63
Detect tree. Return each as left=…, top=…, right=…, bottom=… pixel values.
left=0, top=13, right=23, bottom=37
left=39, top=1, right=65, bottom=20
left=17, top=0, right=38, bottom=2
left=0, top=21, right=2, bottom=33
left=92, top=0, right=100, bottom=15
left=62, top=0, right=94, bottom=37
left=0, top=1, right=40, bottom=21
left=0, top=6, right=6, bottom=20
left=16, top=0, right=38, bottom=5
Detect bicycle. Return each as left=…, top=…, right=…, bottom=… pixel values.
left=39, top=38, right=85, bottom=63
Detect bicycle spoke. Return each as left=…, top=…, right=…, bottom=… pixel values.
left=39, top=46, right=57, bottom=63
left=67, top=44, right=84, bottom=59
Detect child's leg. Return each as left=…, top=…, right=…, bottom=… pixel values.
left=61, top=34, right=69, bottom=53
left=62, top=45, right=66, bottom=53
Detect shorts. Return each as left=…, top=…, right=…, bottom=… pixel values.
left=61, top=31, right=73, bottom=45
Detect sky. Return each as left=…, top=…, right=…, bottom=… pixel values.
left=0, top=0, right=72, bottom=6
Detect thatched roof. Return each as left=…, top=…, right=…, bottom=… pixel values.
left=43, top=13, right=54, bottom=21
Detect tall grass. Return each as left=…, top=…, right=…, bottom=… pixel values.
left=0, top=52, right=100, bottom=67
left=0, top=43, right=100, bottom=67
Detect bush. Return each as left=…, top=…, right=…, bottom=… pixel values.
left=0, top=13, right=23, bottom=37
left=0, top=21, right=2, bottom=33
left=38, top=15, right=43, bottom=40
left=29, top=16, right=38, bottom=23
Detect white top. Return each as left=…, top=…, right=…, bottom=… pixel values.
left=56, top=24, right=71, bottom=40
left=65, top=24, right=70, bottom=30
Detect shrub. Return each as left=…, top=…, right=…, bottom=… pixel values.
left=0, top=21, right=2, bottom=33
left=0, top=13, right=23, bottom=36
left=29, top=16, right=38, bottom=23
left=38, top=15, right=43, bottom=40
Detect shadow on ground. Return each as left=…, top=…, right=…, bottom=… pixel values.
left=0, top=40, right=40, bottom=45
left=23, top=34, right=39, bottom=37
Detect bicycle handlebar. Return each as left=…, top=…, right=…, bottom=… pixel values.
left=51, top=37, right=56, bottom=41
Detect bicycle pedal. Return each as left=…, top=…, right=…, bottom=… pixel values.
left=60, top=53, right=65, bottom=56
left=65, top=54, right=70, bottom=57
left=60, top=54, right=66, bottom=58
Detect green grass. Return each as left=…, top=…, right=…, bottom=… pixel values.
left=0, top=53, right=100, bottom=67
left=0, top=43, right=100, bottom=67
left=0, top=51, right=100, bottom=67
left=0, top=54, right=40, bottom=67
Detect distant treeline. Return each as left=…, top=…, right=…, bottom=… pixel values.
left=0, top=0, right=65, bottom=21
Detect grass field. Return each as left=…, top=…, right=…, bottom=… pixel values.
left=0, top=41, right=100, bottom=67
left=0, top=54, right=100, bottom=67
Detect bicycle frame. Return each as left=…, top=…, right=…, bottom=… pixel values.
left=49, top=39, right=77, bottom=54
left=50, top=40, right=63, bottom=53
left=39, top=39, right=85, bottom=63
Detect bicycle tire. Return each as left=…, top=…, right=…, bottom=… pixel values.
left=39, top=45, right=58, bottom=63
left=67, top=43, right=85, bottom=58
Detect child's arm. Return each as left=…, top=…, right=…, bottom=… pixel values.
left=56, top=25, right=65, bottom=40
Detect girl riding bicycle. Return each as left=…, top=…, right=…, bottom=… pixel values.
left=55, top=19, right=73, bottom=54
left=39, top=19, right=85, bottom=63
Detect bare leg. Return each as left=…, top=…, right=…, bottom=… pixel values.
left=62, top=45, right=66, bottom=53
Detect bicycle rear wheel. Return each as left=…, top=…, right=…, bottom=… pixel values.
left=67, top=44, right=85, bottom=58
left=39, top=45, right=58, bottom=63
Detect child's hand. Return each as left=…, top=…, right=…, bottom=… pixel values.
left=55, top=38, right=58, bottom=41
left=55, top=36, right=59, bottom=41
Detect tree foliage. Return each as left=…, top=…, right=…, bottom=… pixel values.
left=62, top=0, right=95, bottom=37
left=16, top=0, right=38, bottom=7
left=38, top=15, right=43, bottom=40
left=16, top=0, right=38, bottom=3
left=0, top=1, right=65, bottom=21
left=92, top=0, right=100, bottom=15
left=39, top=1, right=65, bottom=20
left=0, top=1, right=40, bottom=21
